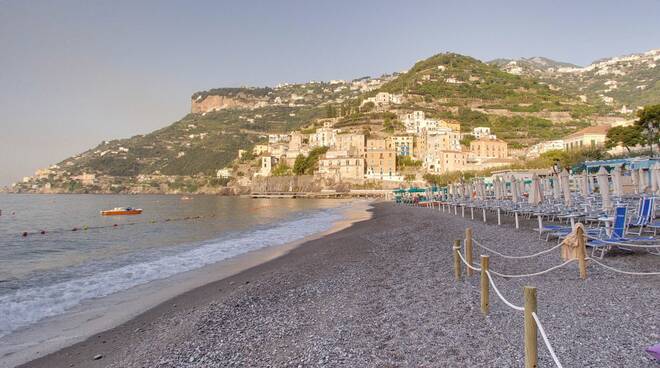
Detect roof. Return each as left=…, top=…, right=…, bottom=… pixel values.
left=472, top=137, right=507, bottom=144
left=565, top=125, right=610, bottom=139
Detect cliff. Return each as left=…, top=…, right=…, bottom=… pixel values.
left=191, top=94, right=269, bottom=113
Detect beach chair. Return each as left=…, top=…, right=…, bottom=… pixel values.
left=588, top=206, right=656, bottom=258
left=627, top=197, right=655, bottom=235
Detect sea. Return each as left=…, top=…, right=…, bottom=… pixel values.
left=0, top=194, right=356, bottom=366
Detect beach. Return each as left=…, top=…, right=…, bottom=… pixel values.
left=18, top=202, right=660, bottom=367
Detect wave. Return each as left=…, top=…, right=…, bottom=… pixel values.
left=0, top=208, right=343, bottom=338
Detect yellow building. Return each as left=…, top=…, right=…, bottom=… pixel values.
left=366, top=139, right=397, bottom=178
left=470, top=137, right=508, bottom=159
left=386, top=135, right=414, bottom=157
left=563, top=125, right=610, bottom=150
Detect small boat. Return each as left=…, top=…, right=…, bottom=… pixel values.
left=100, top=207, right=143, bottom=216
left=180, top=196, right=192, bottom=200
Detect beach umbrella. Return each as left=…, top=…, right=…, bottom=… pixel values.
left=631, top=169, right=639, bottom=194
left=653, top=162, right=660, bottom=195
left=611, top=165, right=624, bottom=197
left=560, top=169, right=572, bottom=206
left=511, top=176, right=519, bottom=203
left=580, top=171, right=590, bottom=197
left=528, top=174, right=543, bottom=205
left=596, top=166, right=612, bottom=210
left=552, top=174, right=561, bottom=200
left=639, top=168, right=649, bottom=194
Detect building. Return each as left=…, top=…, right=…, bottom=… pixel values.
left=318, top=152, right=365, bottom=181
left=365, top=139, right=397, bottom=179
left=528, top=140, right=565, bottom=157
left=72, top=173, right=96, bottom=186
left=472, top=127, right=494, bottom=139
left=387, top=135, right=414, bottom=157
left=309, top=127, right=337, bottom=148
left=334, top=133, right=366, bottom=157
left=427, top=129, right=461, bottom=153
left=470, top=137, right=508, bottom=159
left=426, top=150, right=467, bottom=174
left=400, top=111, right=442, bottom=135
left=258, top=156, right=277, bottom=176
left=268, top=134, right=290, bottom=144
left=563, top=126, right=610, bottom=150
left=360, top=92, right=403, bottom=108
left=216, top=168, right=232, bottom=178
left=252, top=144, right=269, bottom=156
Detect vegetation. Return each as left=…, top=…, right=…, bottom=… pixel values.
left=637, top=104, right=660, bottom=153
left=271, top=163, right=291, bottom=176
left=292, top=147, right=329, bottom=175
left=396, top=156, right=422, bottom=169
left=605, top=125, right=644, bottom=152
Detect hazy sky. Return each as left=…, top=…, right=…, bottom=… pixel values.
left=1, top=0, right=659, bottom=186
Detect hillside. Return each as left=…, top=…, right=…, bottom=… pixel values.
left=12, top=50, right=653, bottom=193
left=489, top=49, right=660, bottom=112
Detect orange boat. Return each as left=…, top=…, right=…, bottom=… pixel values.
left=100, top=207, right=143, bottom=216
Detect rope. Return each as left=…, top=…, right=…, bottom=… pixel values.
left=586, top=257, right=660, bottom=276
left=488, top=259, right=576, bottom=278
left=532, top=312, right=564, bottom=368
left=485, top=271, right=524, bottom=311
left=473, top=238, right=563, bottom=259
left=454, top=246, right=482, bottom=271
left=584, top=234, right=660, bottom=249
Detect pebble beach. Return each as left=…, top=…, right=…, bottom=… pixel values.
left=19, top=202, right=660, bottom=367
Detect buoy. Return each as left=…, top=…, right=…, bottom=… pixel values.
left=113, top=224, right=118, bottom=227
left=22, top=232, right=28, bottom=237
left=72, top=227, right=78, bottom=232
left=83, top=225, right=89, bottom=230
left=40, top=230, right=46, bottom=235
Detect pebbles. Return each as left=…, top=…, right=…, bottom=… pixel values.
left=105, top=203, right=658, bottom=367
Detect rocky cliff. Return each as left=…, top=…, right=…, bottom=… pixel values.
left=191, top=94, right=269, bottom=113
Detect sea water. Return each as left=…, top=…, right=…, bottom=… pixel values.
left=0, top=194, right=349, bottom=364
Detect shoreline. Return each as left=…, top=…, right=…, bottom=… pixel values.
left=4, top=200, right=373, bottom=368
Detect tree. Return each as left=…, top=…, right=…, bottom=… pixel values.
left=271, top=163, right=291, bottom=176
left=605, top=125, right=644, bottom=152
left=636, top=104, right=660, bottom=154
left=293, top=154, right=306, bottom=175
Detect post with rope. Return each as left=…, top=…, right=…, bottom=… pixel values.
left=480, top=255, right=489, bottom=315
left=453, top=240, right=462, bottom=281
left=576, top=225, right=587, bottom=279
left=524, top=286, right=538, bottom=368
left=465, top=228, right=474, bottom=277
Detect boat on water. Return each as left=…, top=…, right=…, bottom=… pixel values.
left=100, top=207, right=143, bottom=216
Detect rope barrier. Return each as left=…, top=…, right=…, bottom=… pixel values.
left=484, top=270, right=524, bottom=311
left=584, top=234, right=660, bottom=249
left=532, top=311, right=564, bottom=368
left=454, top=245, right=482, bottom=272
left=473, top=238, right=563, bottom=259
left=586, top=257, right=660, bottom=276
left=488, top=259, right=576, bottom=278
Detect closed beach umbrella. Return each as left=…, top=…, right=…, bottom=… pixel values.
left=511, top=177, right=519, bottom=203
left=580, top=171, right=590, bottom=197
left=560, top=169, right=572, bottom=206
left=611, top=165, right=624, bottom=197
left=597, top=166, right=611, bottom=210
left=552, top=174, right=561, bottom=200
left=653, top=162, right=660, bottom=195
left=528, top=174, right=542, bottom=205
left=631, top=169, right=639, bottom=194
left=639, top=168, right=648, bottom=194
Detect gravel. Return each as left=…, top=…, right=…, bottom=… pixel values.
left=21, top=202, right=659, bottom=367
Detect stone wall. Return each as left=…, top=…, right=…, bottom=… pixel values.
left=250, top=175, right=324, bottom=193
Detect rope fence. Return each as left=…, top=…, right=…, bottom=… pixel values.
left=473, top=238, right=563, bottom=259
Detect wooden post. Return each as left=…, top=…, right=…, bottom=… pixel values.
left=480, top=255, right=490, bottom=315
left=465, top=228, right=474, bottom=277
left=497, top=207, right=501, bottom=225
left=471, top=207, right=474, bottom=220
left=453, top=240, right=462, bottom=281
left=524, top=286, right=538, bottom=368
left=576, top=225, right=587, bottom=279
left=461, top=205, right=465, bottom=217
left=482, top=208, right=487, bottom=223
left=537, top=215, right=543, bottom=237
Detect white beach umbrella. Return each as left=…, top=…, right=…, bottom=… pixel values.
left=638, top=168, right=649, bottom=194
left=580, top=171, right=590, bottom=197
left=611, top=165, right=624, bottom=197
left=511, top=176, right=519, bottom=203
left=497, top=177, right=504, bottom=200
left=560, top=169, right=572, bottom=206
left=631, top=169, right=639, bottom=194
left=597, top=166, right=611, bottom=210
left=528, top=174, right=542, bottom=205
left=552, top=174, right=561, bottom=200
left=652, top=162, right=660, bottom=195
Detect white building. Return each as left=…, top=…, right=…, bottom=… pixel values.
left=216, top=168, right=233, bottom=178
left=401, top=111, right=442, bottom=135
left=528, top=140, right=565, bottom=158
left=268, top=134, right=290, bottom=144
left=472, top=127, right=494, bottom=139
left=309, top=127, right=337, bottom=148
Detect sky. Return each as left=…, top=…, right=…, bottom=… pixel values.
left=1, top=0, right=659, bottom=186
